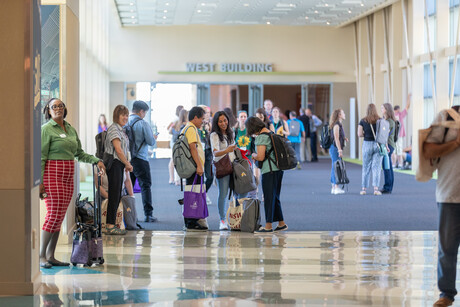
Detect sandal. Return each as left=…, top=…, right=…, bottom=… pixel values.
left=105, top=226, right=127, bottom=235
left=374, top=190, right=382, bottom=196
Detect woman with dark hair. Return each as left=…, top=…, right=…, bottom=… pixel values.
left=329, top=109, right=347, bottom=195
left=246, top=116, right=288, bottom=233
left=358, top=103, right=383, bottom=195
left=104, top=105, right=133, bottom=234
left=98, top=114, right=108, bottom=133
left=381, top=103, right=396, bottom=194
left=272, top=107, right=290, bottom=137
left=210, top=111, right=237, bottom=230
left=255, top=108, right=275, bottom=132
left=40, top=98, right=105, bottom=268
left=224, top=107, right=238, bottom=129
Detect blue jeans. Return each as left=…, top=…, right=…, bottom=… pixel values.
left=291, top=142, right=301, bottom=162
left=329, top=144, right=339, bottom=184
left=261, top=171, right=284, bottom=223
left=217, top=175, right=231, bottom=221
left=382, top=145, right=394, bottom=192
left=437, top=203, right=460, bottom=301
left=130, top=157, right=153, bottom=217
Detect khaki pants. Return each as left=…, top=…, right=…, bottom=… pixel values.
left=300, top=138, right=312, bottom=162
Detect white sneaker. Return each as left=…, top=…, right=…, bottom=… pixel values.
left=219, top=220, right=228, bottom=230
left=331, top=187, right=335, bottom=194
left=334, top=187, right=345, bottom=194
left=206, top=196, right=212, bottom=205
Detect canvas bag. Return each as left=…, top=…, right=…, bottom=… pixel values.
left=239, top=198, right=261, bottom=233
left=416, top=108, right=460, bottom=182
left=101, top=199, right=125, bottom=230
left=183, top=175, right=208, bottom=219
left=121, top=195, right=142, bottom=230
left=226, top=198, right=243, bottom=230
left=232, top=149, right=257, bottom=194
left=370, top=123, right=388, bottom=157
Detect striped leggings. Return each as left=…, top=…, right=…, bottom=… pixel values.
left=361, top=141, right=383, bottom=189
left=42, top=160, right=75, bottom=232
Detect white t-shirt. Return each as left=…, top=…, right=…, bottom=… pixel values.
left=426, top=109, right=460, bottom=203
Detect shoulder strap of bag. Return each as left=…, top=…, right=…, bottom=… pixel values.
left=369, top=122, right=377, bottom=140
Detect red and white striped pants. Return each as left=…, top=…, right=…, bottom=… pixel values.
left=42, top=160, right=75, bottom=232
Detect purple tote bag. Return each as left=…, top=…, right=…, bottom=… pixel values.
left=183, top=175, right=208, bottom=219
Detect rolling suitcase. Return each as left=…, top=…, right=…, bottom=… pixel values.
left=71, top=164, right=104, bottom=266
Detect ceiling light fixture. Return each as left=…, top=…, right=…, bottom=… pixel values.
left=130, top=2, right=134, bottom=6
left=289, top=3, right=294, bottom=7
left=305, top=16, right=309, bottom=19
left=164, top=10, right=167, bottom=12
left=348, top=10, right=352, bottom=13
left=266, top=21, right=271, bottom=24
left=314, top=10, right=318, bottom=13
left=197, top=9, right=201, bottom=13
left=131, top=16, right=135, bottom=18
left=360, top=3, right=364, bottom=6
left=163, top=16, right=167, bottom=19
left=326, top=21, right=330, bottom=25
left=201, top=2, right=206, bottom=6
left=243, top=3, right=249, bottom=7
left=165, top=2, right=169, bottom=5
left=325, top=3, right=328, bottom=7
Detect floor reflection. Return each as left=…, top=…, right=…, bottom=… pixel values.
left=0, top=231, right=444, bottom=306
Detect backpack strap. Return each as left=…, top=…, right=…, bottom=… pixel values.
left=130, top=118, right=145, bottom=154
left=260, top=132, right=276, bottom=173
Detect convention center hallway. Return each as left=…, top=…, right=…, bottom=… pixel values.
left=2, top=231, right=441, bottom=306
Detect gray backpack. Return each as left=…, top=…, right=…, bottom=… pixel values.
left=375, top=119, right=390, bottom=144
left=239, top=198, right=261, bottom=233
left=232, top=150, right=257, bottom=194
left=172, top=126, right=197, bottom=179
left=289, top=120, right=301, bottom=137
left=121, top=195, right=142, bottom=230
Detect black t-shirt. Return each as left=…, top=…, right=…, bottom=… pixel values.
left=359, top=119, right=377, bottom=141
left=298, top=115, right=311, bottom=137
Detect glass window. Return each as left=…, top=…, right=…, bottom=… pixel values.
left=425, top=0, right=436, bottom=52
left=424, top=63, right=436, bottom=127
left=450, top=2, right=459, bottom=46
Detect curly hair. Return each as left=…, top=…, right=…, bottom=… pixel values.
left=329, top=109, right=343, bottom=129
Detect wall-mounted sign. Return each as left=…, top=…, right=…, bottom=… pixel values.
left=186, top=62, right=273, bottom=73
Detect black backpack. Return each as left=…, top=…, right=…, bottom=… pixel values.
left=334, top=159, right=350, bottom=187
left=394, top=120, right=400, bottom=142
left=320, top=125, right=333, bottom=149
left=125, top=118, right=144, bottom=158
left=259, top=132, right=297, bottom=171
left=95, top=131, right=107, bottom=159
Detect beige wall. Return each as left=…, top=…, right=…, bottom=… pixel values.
left=109, top=8, right=356, bottom=84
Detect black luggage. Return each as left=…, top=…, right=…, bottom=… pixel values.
left=71, top=164, right=104, bottom=266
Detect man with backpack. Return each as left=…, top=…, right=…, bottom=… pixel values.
left=128, top=101, right=158, bottom=222
left=287, top=111, right=305, bottom=169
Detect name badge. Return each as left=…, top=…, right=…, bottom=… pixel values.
left=59, top=134, right=67, bottom=138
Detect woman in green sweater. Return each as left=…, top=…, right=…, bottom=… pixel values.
left=40, top=98, right=105, bottom=268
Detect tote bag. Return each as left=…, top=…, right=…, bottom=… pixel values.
left=226, top=198, right=243, bottom=230
left=183, top=175, right=208, bottom=219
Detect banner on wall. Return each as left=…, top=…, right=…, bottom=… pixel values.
left=33, top=0, right=41, bottom=186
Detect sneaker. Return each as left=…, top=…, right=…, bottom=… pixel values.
left=186, top=224, right=208, bottom=232
left=219, top=220, right=228, bottom=230
left=296, top=162, right=302, bottom=170
left=331, top=187, right=335, bottom=194
left=360, top=190, right=367, bottom=195
left=333, top=187, right=345, bottom=195
left=433, top=297, right=453, bottom=307
left=197, top=219, right=209, bottom=229
left=374, top=190, right=382, bottom=196
left=274, top=224, right=288, bottom=232
left=206, top=195, right=212, bottom=205
left=255, top=227, right=274, bottom=234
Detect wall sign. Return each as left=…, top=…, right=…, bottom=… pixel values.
left=186, top=62, right=273, bottom=73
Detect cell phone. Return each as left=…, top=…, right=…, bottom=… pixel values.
left=155, top=132, right=160, bottom=136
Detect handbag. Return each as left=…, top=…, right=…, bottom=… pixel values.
left=213, top=153, right=233, bottom=179
left=226, top=198, right=243, bottom=230
left=183, top=175, right=208, bottom=219
left=416, top=108, right=460, bottom=181
left=370, top=124, right=388, bottom=157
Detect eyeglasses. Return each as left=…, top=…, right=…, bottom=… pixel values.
left=50, top=104, right=65, bottom=110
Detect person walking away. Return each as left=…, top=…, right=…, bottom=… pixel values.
left=424, top=106, right=460, bottom=307
left=128, top=101, right=158, bottom=222
left=272, top=107, right=290, bottom=137
left=298, top=108, right=311, bottom=162
left=287, top=111, right=305, bottom=169
left=182, top=106, right=208, bottom=231
left=358, top=103, right=383, bottom=196
left=393, top=94, right=411, bottom=168
left=306, top=108, right=323, bottom=162
left=104, top=105, right=133, bottom=235
left=381, top=103, right=396, bottom=194
left=328, top=109, right=347, bottom=195
left=246, top=116, right=288, bottom=233
left=40, top=98, right=105, bottom=268
left=210, top=111, right=237, bottom=230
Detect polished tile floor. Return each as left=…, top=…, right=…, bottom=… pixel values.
left=1, top=231, right=452, bottom=306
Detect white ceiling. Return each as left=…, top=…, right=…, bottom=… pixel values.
left=114, top=0, right=394, bottom=28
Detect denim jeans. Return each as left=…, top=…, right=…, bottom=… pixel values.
left=261, top=170, right=284, bottom=223
left=217, top=175, right=231, bottom=221
left=382, top=145, right=394, bottom=192
left=437, top=203, right=460, bottom=301
left=361, top=141, right=383, bottom=188
left=329, top=144, right=339, bottom=184
left=130, top=157, right=153, bottom=217
left=291, top=142, right=301, bottom=162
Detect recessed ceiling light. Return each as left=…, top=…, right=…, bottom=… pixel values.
left=326, top=21, right=330, bottom=25
left=325, top=3, right=328, bottom=7
left=130, top=2, right=134, bottom=6
left=197, top=9, right=201, bottom=13
left=360, top=3, right=364, bottom=6
left=131, top=16, right=135, bottom=18
left=164, top=10, right=167, bottom=13
left=163, top=16, right=167, bottom=19
left=314, top=10, right=318, bottom=13
left=348, top=10, right=352, bottom=13
left=243, top=3, right=249, bottom=7
left=266, top=21, right=271, bottom=24
left=201, top=2, right=206, bottom=6
left=165, top=2, right=169, bottom=5
left=305, top=16, right=309, bottom=19
left=289, top=3, right=294, bottom=7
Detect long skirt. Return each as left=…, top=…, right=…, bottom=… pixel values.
left=42, top=160, right=75, bottom=232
